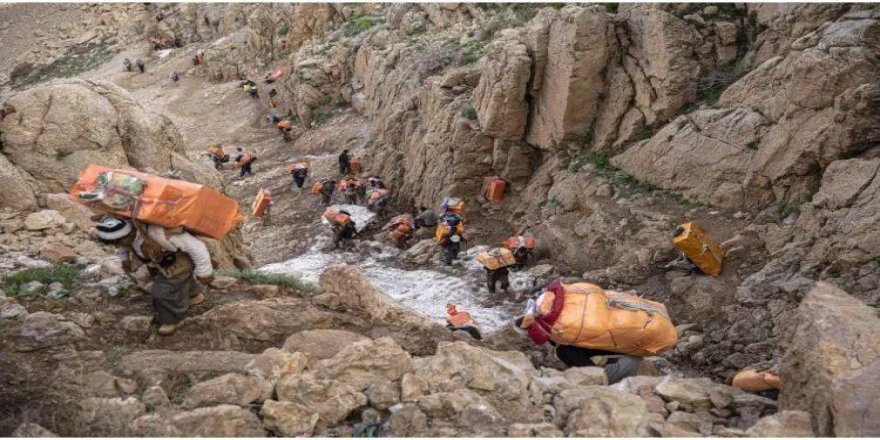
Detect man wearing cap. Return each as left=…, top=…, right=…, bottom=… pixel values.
left=92, top=215, right=214, bottom=335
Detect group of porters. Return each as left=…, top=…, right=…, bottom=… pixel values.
left=67, top=163, right=775, bottom=391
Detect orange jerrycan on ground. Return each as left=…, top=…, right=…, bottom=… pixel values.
left=533, top=282, right=678, bottom=356
left=673, top=222, right=724, bottom=276
left=252, top=189, right=271, bottom=218
left=476, top=248, right=517, bottom=270
left=482, top=176, right=506, bottom=203
left=70, top=164, right=244, bottom=240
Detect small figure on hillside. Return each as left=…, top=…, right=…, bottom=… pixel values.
left=320, top=178, right=336, bottom=206
left=170, top=71, right=180, bottom=85
left=0, top=102, right=16, bottom=122
left=338, top=149, right=351, bottom=175
left=276, top=119, right=293, bottom=142
left=136, top=59, right=145, bottom=73
left=234, top=147, right=257, bottom=178
left=446, top=303, right=482, bottom=340
left=290, top=163, right=309, bottom=190
left=123, top=58, right=132, bottom=72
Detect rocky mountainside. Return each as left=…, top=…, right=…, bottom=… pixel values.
left=1, top=2, right=879, bottom=437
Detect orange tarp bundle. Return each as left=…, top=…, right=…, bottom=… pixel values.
left=476, top=248, right=517, bottom=270
left=349, top=159, right=362, bottom=174
left=388, top=215, right=412, bottom=242
left=446, top=304, right=475, bottom=328
left=268, top=69, right=284, bottom=82
left=70, top=164, right=244, bottom=240
left=503, top=235, right=535, bottom=250
left=207, top=145, right=224, bottom=157
left=482, top=176, right=506, bottom=203
left=311, top=182, right=323, bottom=194
left=252, top=189, right=271, bottom=218
left=369, top=188, right=390, bottom=203
left=732, top=368, right=782, bottom=392
left=434, top=220, right=465, bottom=243
left=323, top=207, right=351, bottom=226
left=673, top=222, right=723, bottom=276
left=277, top=120, right=292, bottom=130
left=537, top=283, right=678, bottom=356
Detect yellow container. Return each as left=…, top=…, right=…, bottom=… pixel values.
left=673, top=222, right=723, bottom=276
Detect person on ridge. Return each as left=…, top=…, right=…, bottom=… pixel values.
left=136, top=59, right=145, bottom=73
left=91, top=215, right=213, bottom=336
left=170, top=71, right=180, bottom=85
left=338, top=149, right=351, bottom=175
left=123, top=58, right=132, bottom=72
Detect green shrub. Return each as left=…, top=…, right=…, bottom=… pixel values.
left=461, top=105, right=478, bottom=120
left=458, top=41, right=486, bottom=66
left=219, top=269, right=317, bottom=293
left=1, top=264, right=82, bottom=298
left=342, top=14, right=385, bottom=37
left=277, top=24, right=289, bottom=37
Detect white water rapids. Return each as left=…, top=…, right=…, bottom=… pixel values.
left=260, top=204, right=536, bottom=330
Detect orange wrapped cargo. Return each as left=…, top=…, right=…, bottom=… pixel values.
left=434, top=220, right=465, bottom=243
left=441, top=197, right=467, bottom=223
left=673, top=222, right=723, bottom=276
left=732, top=368, right=782, bottom=392
left=503, top=235, right=536, bottom=251
left=482, top=176, right=506, bottom=203
left=369, top=188, right=390, bottom=203
left=70, top=164, right=244, bottom=240
left=252, top=189, right=271, bottom=218
left=322, top=207, right=351, bottom=226
left=476, top=248, right=517, bottom=270
left=533, top=282, right=678, bottom=356
left=349, top=159, right=362, bottom=174
left=311, top=182, right=323, bottom=194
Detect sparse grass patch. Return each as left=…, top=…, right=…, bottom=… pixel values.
left=568, top=151, right=613, bottom=173
left=342, top=14, right=385, bottom=37
left=1, top=264, right=81, bottom=298
left=219, top=269, right=317, bottom=293
left=458, top=41, right=486, bottom=66
left=277, top=24, right=289, bottom=37
left=11, top=41, right=114, bottom=88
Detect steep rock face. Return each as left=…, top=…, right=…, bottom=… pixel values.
left=473, top=34, right=531, bottom=140
left=525, top=6, right=613, bottom=151
left=779, top=282, right=880, bottom=436
left=614, top=16, right=880, bottom=208
left=0, top=79, right=207, bottom=194
left=0, top=153, right=38, bottom=211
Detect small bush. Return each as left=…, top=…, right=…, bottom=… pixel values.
left=569, top=151, right=613, bottom=173
left=342, top=14, right=385, bottom=37
left=220, top=269, right=317, bottom=293
left=277, top=24, right=289, bottom=37
left=2, top=264, right=82, bottom=298
left=458, top=41, right=486, bottom=66
left=461, top=105, right=478, bottom=120
left=604, top=3, right=619, bottom=13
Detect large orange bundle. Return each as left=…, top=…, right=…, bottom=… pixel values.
left=476, top=248, right=517, bottom=270
left=322, top=207, right=351, bottom=226
left=529, top=282, right=677, bottom=356
left=252, top=189, right=271, bottom=218
left=311, top=182, right=323, bottom=194
left=732, top=368, right=782, bottom=392
left=673, top=222, right=723, bottom=276
left=369, top=188, right=390, bottom=204
left=434, top=220, right=465, bottom=243
left=350, top=159, right=362, bottom=174
left=503, top=235, right=536, bottom=250
left=70, top=164, right=244, bottom=239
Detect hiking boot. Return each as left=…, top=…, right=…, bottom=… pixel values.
left=158, top=322, right=182, bottom=336
left=189, top=293, right=205, bottom=307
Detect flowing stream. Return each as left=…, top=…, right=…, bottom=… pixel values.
left=260, top=204, right=535, bottom=330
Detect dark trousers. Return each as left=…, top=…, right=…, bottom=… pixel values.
left=321, top=192, right=333, bottom=206
left=293, top=175, right=306, bottom=188
left=555, top=345, right=642, bottom=384
left=240, top=162, right=253, bottom=177
left=486, top=268, right=510, bottom=293
left=150, top=271, right=202, bottom=325
left=339, top=162, right=350, bottom=175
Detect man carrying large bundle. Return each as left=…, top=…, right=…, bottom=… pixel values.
left=92, top=216, right=214, bottom=336
left=515, top=280, right=677, bottom=384
left=477, top=247, right=517, bottom=294
left=71, top=164, right=245, bottom=336
left=324, top=207, right=357, bottom=249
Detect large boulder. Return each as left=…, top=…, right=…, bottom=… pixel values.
left=0, top=79, right=215, bottom=194
left=314, top=337, right=413, bottom=390
left=171, top=404, right=266, bottom=437
left=525, top=6, right=613, bottom=150
left=779, top=282, right=880, bottom=436
left=746, top=410, right=814, bottom=437
left=260, top=399, right=319, bottom=437
left=0, top=153, right=37, bottom=211
left=553, top=385, right=659, bottom=436
left=275, top=374, right=367, bottom=425
left=319, top=265, right=388, bottom=320
left=473, top=34, right=531, bottom=140
left=4, top=311, right=84, bottom=352
left=181, top=373, right=266, bottom=409
left=281, top=329, right=369, bottom=359
left=79, top=397, right=147, bottom=436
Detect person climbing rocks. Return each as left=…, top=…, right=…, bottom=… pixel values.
left=553, top=344, right=643, bottom=385
left=170, top=70, right=180, bottom=85
left=240, top=80, right=258, bottom=99
left=477, top=248, right=516, bottom=294
left=290, top=163, right=309, bottom=190
left=192, top=49, right=205, bottom=66
left=235, top=147, right=257, bottom=178
left=485, top=264, right=510, bottom=294
left=387, top=215, right=413, bottom=250
left=123, top=58, right=132, bottom=72
left=339, top=177, right=362, bottom=205
left=503, top=229, right=536, bottom=268
left=367, top=175, right=385, bottom=189
left=414, top=206, right=439, bottom=230
left=136, top=59, right=145, bottom=73
left=338, top=149, right=351, bottom=175
left=446, top=303, right=482, bottom=340
left=325, top=208, right=357, bottom=249
left=261, top=190, right=275, bottom=225
left=320, top=177, right=336, bottom=206
left=91, top=215, right=213, bottom=336
left=276, top=119, right=293, bottom=141
left=204, top=145, right=229, bottom=170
